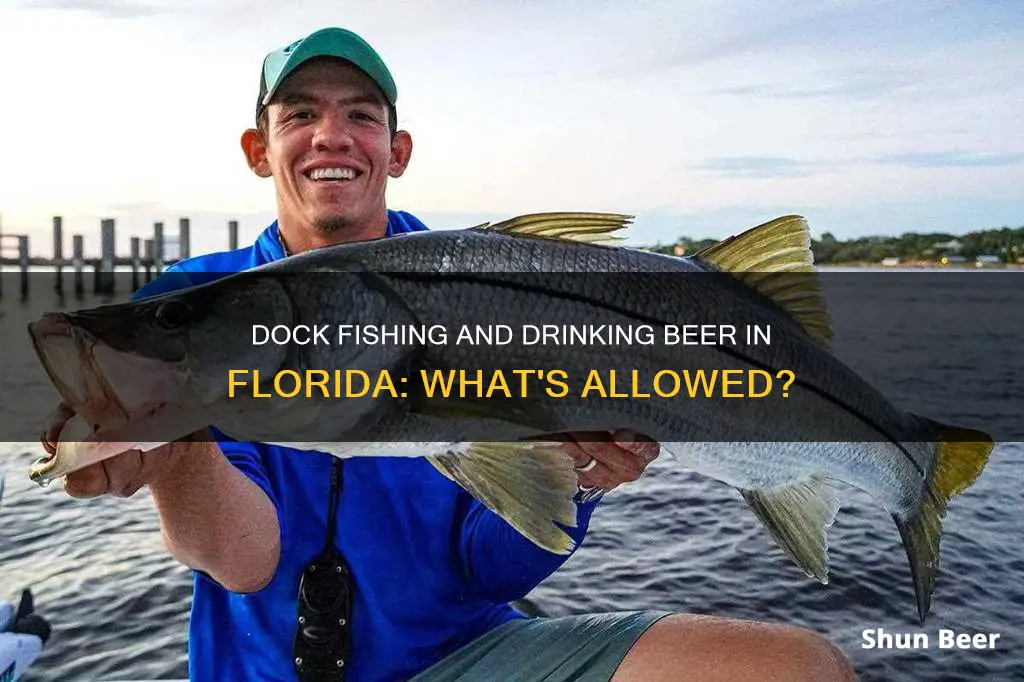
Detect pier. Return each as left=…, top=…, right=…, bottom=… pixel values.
left=0, top=216, right=241, bottom=298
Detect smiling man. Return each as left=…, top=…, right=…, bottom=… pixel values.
left=42, top=27, right=857, bottom=682
left=241, top=36, right=411, bottom=250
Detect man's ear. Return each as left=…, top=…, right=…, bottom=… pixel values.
left=388, top=130, right=413, bottom=178
left=241, top=128, right=272, bottom=178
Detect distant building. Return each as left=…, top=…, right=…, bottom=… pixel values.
left=975, top=254, right=1002, bottom=267
left=880, top=257, right=901, bottom=266
left=933, top=239, right=963, bottom=252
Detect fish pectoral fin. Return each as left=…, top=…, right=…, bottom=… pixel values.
left=477, top=212, right=634, bottom=246
left=695, top=215, right=833, bottom=349
left=741, top=475, right=840, bottom=583
left=427, top=441, right=580, bottom=555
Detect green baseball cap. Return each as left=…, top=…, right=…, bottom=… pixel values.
left=256, top=27, right=397, bottom=122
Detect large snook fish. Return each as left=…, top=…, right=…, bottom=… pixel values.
left=26, top=213, right=993, bottom=622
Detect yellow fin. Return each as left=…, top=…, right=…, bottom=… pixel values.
left=741, top=475, right=839, bottom=583
left=696, top=215, right=833, bottom=349
left=427, top=441, right=580, bottom=555
left=478, top=212, right=634, bottom=246
left=933, top=427, right=994, bottom=500
left=895, top=424, right=994, bottom=623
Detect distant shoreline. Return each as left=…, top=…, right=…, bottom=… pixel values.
left=822, top=261, right=1023, bottom=269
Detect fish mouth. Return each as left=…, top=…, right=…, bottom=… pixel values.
left=27, top=313, right=183, bottom=483
left=29, top=313, right=132, bottom=431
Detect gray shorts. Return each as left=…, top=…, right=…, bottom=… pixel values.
left=410, top=611, right=671, bottom=682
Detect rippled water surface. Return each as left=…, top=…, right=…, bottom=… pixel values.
left=1, top=272, right=1021, bottom=681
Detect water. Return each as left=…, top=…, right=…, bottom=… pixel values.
left=1, top=271, right=1022, bottom=681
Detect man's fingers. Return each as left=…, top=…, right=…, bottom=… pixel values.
left=556, top=432, right=644, bottom=490
left=102, top=451, right=146, bottom=498
left=63, top=464, right=110, bottom=499
left=552, top=436, right=609, bottom=489
left=575, top=463, right=621, bottom=491
left=611, top=428, right=661, bottom=463
left=557, top=437, right=592, bottom=468
left=41, top=403, right=75, bottom=456
left=62, top=450, right=148, bottom=498
left=548, top=430, right=660, bottom=492
left=45, top=404, right=157, bottom=499
left=576, top=438, right=645, bottom=480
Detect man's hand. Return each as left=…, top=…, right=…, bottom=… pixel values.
left=558, top=429, right=660, bottom=493
left=41, top=404, right=280, bottom=592
left=40, top=402, right=174, bottom=499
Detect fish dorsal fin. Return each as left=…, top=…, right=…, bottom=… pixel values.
left=477, top=212, right=634, bottom=246
left=696, top=215, right=833, bottom=349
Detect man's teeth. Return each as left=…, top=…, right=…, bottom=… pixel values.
left=309, top=168, right=356, bottom=181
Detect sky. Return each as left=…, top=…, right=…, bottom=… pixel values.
left=0, top=0, right=1022, bottom=257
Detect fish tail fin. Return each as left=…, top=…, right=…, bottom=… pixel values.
left=427, top=441, right=580, bottom=555
left=929, top=425, right=994, bottom=500
left=896, top=425, right=994, bottom=623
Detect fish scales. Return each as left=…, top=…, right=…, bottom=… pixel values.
left=25, top=213, right=994, bottom=621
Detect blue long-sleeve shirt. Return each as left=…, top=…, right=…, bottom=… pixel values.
left=134, top=211, right=600, bottom=681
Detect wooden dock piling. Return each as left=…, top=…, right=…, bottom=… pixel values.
left=144, top=239, right=154, bottom=281
left=0, top=215, right=5, bottom=297
left=179, top=218, right=191, bottom=260
left=18, top=236, right=29, bottom=297
left=73, top=234, right=84, bottom=296
left=131, top=237, right=141, bottom=290
left=53, top=216, right=63, bottom=293
left=0, top=215, right=240, bottom=298
left=154, top=222, right=165, bottom=273
left=98, top=219, right=116, bottom=294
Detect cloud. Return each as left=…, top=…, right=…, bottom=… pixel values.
left=3, top=0, right=1021, bottom=242
left=660, top=0, right=1021, bottom=70
left=712, top=70, right=913, bottom=101
left=877, top=151, right=1024, bottom=169
left=694, top=156, right=828, bottom=179
left=18, top=0, right=196, bottom=18
left=697, top=151, right=1024, bottom=179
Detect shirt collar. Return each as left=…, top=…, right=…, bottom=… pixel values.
left=257, top=215, right=398, bottom=264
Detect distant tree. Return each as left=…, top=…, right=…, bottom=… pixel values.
left=643, top=224, right=1023, bottom=264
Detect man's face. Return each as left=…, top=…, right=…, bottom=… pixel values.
left=245, top=58, right=411, bottom=239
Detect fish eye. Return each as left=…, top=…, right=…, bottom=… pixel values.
left=155, top=300, right=192, bottom=330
